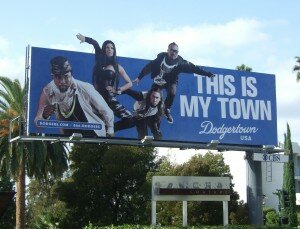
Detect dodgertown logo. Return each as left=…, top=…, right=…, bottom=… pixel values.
left=199, top=121, right=259, bottom=140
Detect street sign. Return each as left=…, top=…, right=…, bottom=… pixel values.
left=253, top=153, right=289, bottom=163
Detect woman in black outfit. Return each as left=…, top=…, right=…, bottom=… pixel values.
left=76, top=33, right=132, bottom=120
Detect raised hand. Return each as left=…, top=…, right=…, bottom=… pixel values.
left=133, top=77, right=140, bottom=85
left=208, top=72, right=215, bottom=78
left=42, top=104, right=56, bottom=119
left=76, top=33, right=85, bottom=43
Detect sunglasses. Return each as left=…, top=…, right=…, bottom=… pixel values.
left=52, top=71, right=71, bottom=80
left=170, top=48, right=179, bottom=53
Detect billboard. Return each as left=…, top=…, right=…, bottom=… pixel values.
left=27, top=46, right=277, bottom=147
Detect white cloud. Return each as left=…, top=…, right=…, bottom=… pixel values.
left=264, top=56, right=300, bottom=143
left=0, top=19, right=268, bottom=82
left=0, top=36, right=10, bottom=52
left=104, top=18, right=269, bottom=65
left=0, top=56, right=24, bottom=84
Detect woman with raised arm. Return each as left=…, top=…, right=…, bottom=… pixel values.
left=76, top=33, right=132, bottom=121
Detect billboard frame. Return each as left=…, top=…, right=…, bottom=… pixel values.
left=10, top=115, right=284, bottom=153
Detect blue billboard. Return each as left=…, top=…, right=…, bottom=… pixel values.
left=28, top=47, right=277, bottom=147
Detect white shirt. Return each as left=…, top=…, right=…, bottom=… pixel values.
left=35, top=78, right=114, bottom=136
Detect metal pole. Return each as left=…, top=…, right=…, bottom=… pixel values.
left=23, top=45, right=30, bottom=136
left=182, top=201, right=188, bottom=227
left=246, top=151, right=263, bottom=226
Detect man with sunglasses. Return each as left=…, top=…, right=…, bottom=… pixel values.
left=35, top=56, right=114, bottom=137
left=133, top=42, right=214, bottom=123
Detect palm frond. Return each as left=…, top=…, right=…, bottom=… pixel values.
left=0, top=77, right=16, bottom=101
left=297, top=72, right=300, bottom=82
left=0, top=77, right=24, bottom=114
left=293, top=57, right=300, bottom=82
left=0, top=76, right=68, bottom=181
left=293, top=65, right=300, bottom=71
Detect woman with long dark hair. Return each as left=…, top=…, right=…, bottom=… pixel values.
left=76, top=33, right=132, bottom=120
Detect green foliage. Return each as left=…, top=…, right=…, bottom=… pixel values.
left=0, top=76, right=24, bottom=114
left=0, top=176, right=15, bottom=229
left=282, top=124, right=298, bottom=226
left=263, top=207, right=279, bottom=226
left=0, top=76, right=68, bottom=228
left=293, top=56, right=300, bottom=82
left=82, top=223, right=261, bottom=229
left=54, top=144, right=157, bottom=228
left=297, top=211, right=300, bottom=225
left=27, top=148, right=243, bottom=227
left=236, top=64, right=252, bottom=72
left=229, top=201, right=249, bottom=225
left=265, top=210, right=279, bottom=226
left=27, top=178, right=69, bottom=228
left=263, top=207, right=276, bottom=224
left=0, top=76, right=68, bottom=180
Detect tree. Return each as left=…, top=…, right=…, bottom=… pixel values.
left=0, top=76, right=68, bottom=228
left=236, top=64, right=252, bottom=72
left=293, top=56, right=300, bottom=82
left=54, top=144, right=157, bottom=228
left=0, top=175, right=15, bottom=229
left=282, top=123, right=298, bottom=226
left=263, top=207, right=279, bottom=226
left=26, top=177, right=69, bottom=228
left=229, top=201, right=249, bottom=225
left=265, top=210, right=279, bottom=226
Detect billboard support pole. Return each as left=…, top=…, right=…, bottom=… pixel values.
left=23, top=45, right=30, bottom=136
left=246, top=151, right=263, bottom=226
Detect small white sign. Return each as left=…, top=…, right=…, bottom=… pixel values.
left=296, top=193, right=300, bottom=206
left=253, top=153, right=289, bottom=163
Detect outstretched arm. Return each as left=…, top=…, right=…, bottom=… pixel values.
left=123, top=89, right=144, bottom=101
left=174, top=61, right=214, bottom=77
left=76, top=33, right=102, bottom=55
left=133, top=60, right=154, bottom=85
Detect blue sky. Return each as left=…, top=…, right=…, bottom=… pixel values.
left=1, top=0, right=300, bottom=201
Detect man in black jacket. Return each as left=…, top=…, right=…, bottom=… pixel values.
left=133, top=42, right=214, bottom=123
left=114, top=87, right=163, bottom=140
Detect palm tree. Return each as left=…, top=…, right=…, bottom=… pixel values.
left=0, top=76, right=68, bottom=229
left=236, top=64, right=252, bottom=72
left=293, top=56, right=300, bottom=82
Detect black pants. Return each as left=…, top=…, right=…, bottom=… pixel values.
left=114, top=116, right=162, bottom=140
left=94, top=69, right=132, bottom=119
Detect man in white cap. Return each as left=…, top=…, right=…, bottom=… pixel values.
left=35, top=56, right=114, bottom=137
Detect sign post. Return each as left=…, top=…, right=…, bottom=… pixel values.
left=151, top=200, right=156, bottom=226
left=152, top=176, right=230, bottom=227
left=183, top=201, right=187, bottom=227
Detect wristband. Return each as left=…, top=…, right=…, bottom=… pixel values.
left=117, top=87, right=122, bottom=95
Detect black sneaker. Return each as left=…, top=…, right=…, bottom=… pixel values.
left=165, top=108, right=174, bottom=124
